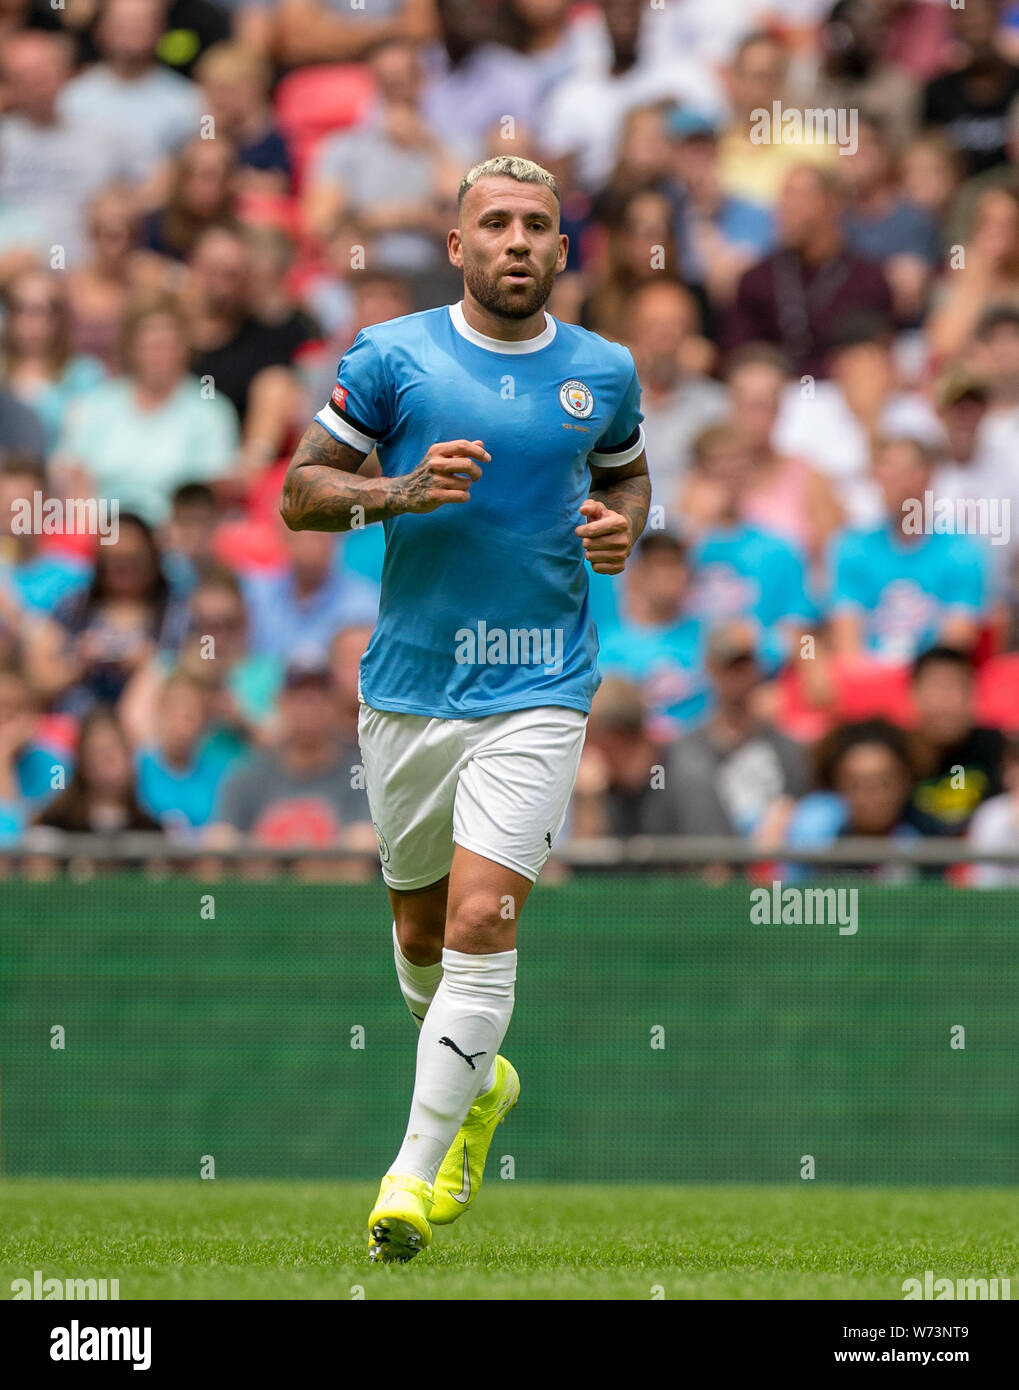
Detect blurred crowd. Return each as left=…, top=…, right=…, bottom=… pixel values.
left=2, top=0, right=1019, bottom=880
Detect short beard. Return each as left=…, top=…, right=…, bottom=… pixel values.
left=462, top=259, right=556, bottom=320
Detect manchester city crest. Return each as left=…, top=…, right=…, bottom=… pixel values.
left=558, top=379, right=595, bottom=419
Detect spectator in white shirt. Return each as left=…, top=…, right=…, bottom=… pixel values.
left=60, top=0, right=202, bottom=170
left=621, top=277, right=727, bottom=504
left=0, top=31, right=148, bottom=265
left=302, top=39, right=448, bottom=270
left=930, top=367, right=1019, bottom=600
left=774, top=311, right=943, bottom=526
left=540, top=0, right=725, bottom=192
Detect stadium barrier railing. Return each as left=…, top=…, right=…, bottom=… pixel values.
left=1, top=831, right=1019, bottom=866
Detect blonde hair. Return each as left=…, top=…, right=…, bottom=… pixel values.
left=457, top=156, right=559, bottom=210
left=195, top=41, right=271, bottom=95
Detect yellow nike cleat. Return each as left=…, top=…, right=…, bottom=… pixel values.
left=367, top=1173, right=433, bottom=1263
left=430, top=1055, right=520, bottom=1225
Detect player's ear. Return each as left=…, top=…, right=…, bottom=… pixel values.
left=448, top=228, right=463, bottom=268
left=556, top=233, right=568, bottom=272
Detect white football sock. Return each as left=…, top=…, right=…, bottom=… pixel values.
left=392, top=922, right=443, bottom=1028
left=393, top=924, right=497, bottom=1092
left=389, top=946, right=516, bottom=1185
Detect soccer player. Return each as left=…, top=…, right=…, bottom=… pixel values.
left=280, top=155, right=650, bottom=1262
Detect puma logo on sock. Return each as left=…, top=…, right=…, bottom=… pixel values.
left=438, top=1036, right=487, bottom=1071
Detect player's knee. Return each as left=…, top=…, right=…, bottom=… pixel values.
left=445, top=894, right=514, bottom=954
left=395, top=909, right=445, bottom=964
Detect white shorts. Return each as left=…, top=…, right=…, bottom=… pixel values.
left=357, top=697, right=588, bottom=890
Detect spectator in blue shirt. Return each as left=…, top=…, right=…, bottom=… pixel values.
left=243, top=526, right=378, bottom=662
left=668, top=107, right=774, bottom=305
left=828, top=435, right=988, bottom=663
left=0, top=453, right=91, bottom=619
left=136, top=670, right=234, bottom=833
left=1, top=269, right=107, bottom=452
left=597, top=531, right=709, bottom=738
left=843, top=113, right=941, bottom=326
left=679, top=423, right=816, bottom=672
left=0, top=665, right=69, bottom=842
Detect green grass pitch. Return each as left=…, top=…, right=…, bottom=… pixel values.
left=1, top=1182, right=1016, bottom=1300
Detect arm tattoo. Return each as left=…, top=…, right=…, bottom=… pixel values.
left=588, top=454, right=652, bottom=545
left=280, top=421, right=394, bottom=532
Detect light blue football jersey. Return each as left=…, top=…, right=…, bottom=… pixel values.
left=314, top=301, right=645, bottom=718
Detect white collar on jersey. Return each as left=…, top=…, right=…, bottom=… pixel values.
left=448, top=299, right=557, bottom=354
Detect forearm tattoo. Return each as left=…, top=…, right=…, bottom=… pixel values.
left=589, top=467, right=652, bottom=546
left=280, top=422, right=394, bottom=532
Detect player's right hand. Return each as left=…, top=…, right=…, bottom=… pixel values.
left=395, top=440, right=489, bottom=513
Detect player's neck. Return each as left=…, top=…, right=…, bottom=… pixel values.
left=460, top=294, right=550, bottom=343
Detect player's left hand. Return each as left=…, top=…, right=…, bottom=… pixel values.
left=575, top=500, right=633, bottom=575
